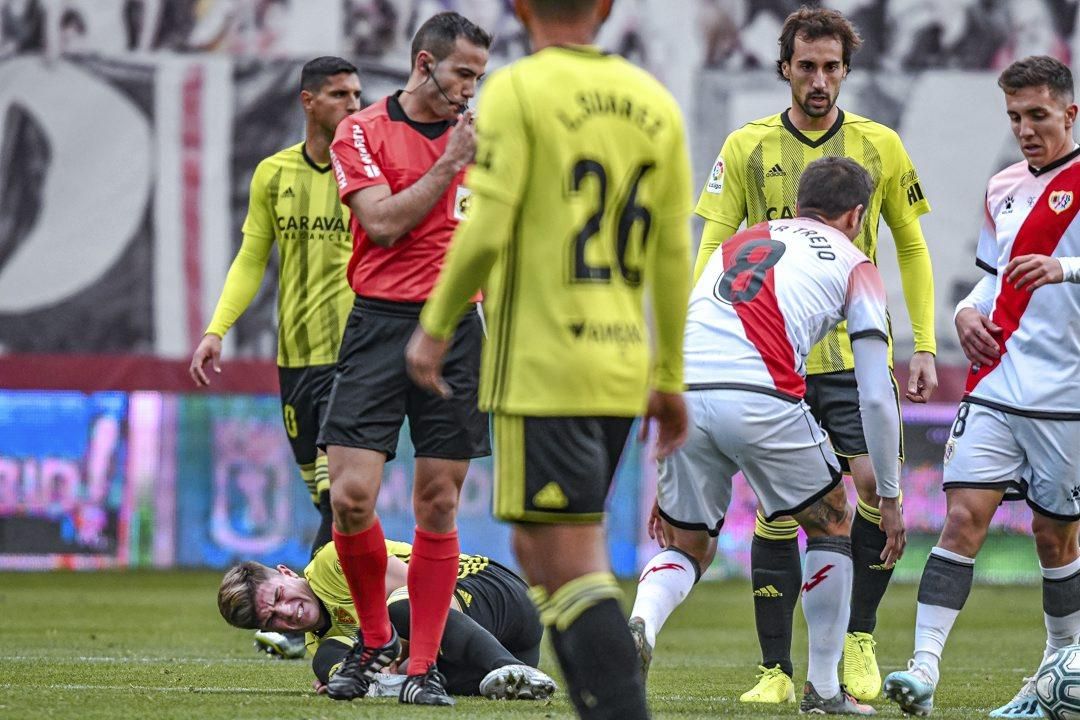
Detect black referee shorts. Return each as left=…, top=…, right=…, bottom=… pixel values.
left=318, top=296, right=490, bottom=462
left=804, top=369, right=904, bottom=472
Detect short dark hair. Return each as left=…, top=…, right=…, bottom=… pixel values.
left=524, top=0, right=599, bottom=21
left=776, top=6, right=862, bottom=81
left=797, top=156, right=874, bottom=219
left=300, top=56, right=357, bottom=93
left=410, top=11, right=492, bottom=67
left=998, top=55, right=1075, bottom=102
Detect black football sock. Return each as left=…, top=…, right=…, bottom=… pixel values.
left=544, top=574, right=647, bottom=720
left=751, top=515, right=801, bottom=678
left=848, top=499, right=894, bottom=634
left=311, top=489, right=334, bottom=558
left=388, top=600, right=518, bottom=694
left=312, top=638, right=350, bottom=685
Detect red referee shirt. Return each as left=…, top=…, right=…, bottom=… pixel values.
left=329, top=92, right=475, bottom=303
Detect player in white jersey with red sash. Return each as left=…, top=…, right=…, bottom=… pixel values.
left=631, top=156, right=903, bottom=716
left=885, top=56, right=1080, bottom=719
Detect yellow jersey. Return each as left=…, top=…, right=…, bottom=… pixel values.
left=206, top=142, right=353, bottom=367
left=695, top=110, right=934, bottom=373
left=422, top=45, right=692, bottom=415
left=302, top=540, right=493, bottom=648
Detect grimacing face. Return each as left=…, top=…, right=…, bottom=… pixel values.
left=253, top=565, right=321, bottom=633
left=783, top=35, right=847, bottom=122
left=1005, top=84, right=1078, bottom=169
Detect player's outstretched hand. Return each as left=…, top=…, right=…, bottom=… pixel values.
left=906, top=351, right=938, bottom=403
left=405, top=327, right=452, bottom=399
left=878, top=496, right=905, bottom=568
left=641, top=390, right=687, bottom=460
left=189, top=334, right=223, bottom=387
left=955, top=307, right=1002, bottom=368
left=1005, top=253, right=1064, bottom=291
left=646, top=497, right=668, bottom=549
left=442, top=109, right=476, bottom=173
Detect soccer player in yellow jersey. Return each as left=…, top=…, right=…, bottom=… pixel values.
left=630, top=7, right=932, bottom=705
left=217, top=541, right=557, bottom=700
left=189, top=57, right=359, bottom=569
left=406, top=1, right=692, bottom=718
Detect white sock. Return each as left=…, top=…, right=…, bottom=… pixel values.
left=913, top=602, right=960, bottom=679
left=911, top=545, right=976, bottom=686
left=630, top=549, right=697, bottom=646
left=1042, top=556, right=1080, bottom=662
left=1043, top=610, right=1080, bottom=664
left=802, top=541, right=853, bottom=700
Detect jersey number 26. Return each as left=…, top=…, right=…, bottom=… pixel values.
left=567, top=159, right=654, bottom=287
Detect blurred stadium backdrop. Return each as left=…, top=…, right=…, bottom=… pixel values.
left=1, top=0, right=1073, bottom=580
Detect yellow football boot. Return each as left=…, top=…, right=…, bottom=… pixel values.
left=739, top=664, right=795, bottom=703
left=843, top=631, right=882, bottom=701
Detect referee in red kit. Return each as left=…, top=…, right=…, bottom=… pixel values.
left=320, top=11, right=491, bottom=707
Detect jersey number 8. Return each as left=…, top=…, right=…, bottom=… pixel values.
left=715, top=239, right=786, bottom=304
left=568, top=159, right=654, bottom=286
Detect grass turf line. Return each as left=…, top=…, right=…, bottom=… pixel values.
left=0, top=570, right=1044, bottom=718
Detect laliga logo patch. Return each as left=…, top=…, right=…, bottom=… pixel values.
left=454, top=186, right=473, bottom=220
left=706, top=156, right=725, bottom=194
left=1049, top=190, right=1073, bottom=214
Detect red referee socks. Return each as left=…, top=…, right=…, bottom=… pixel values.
left=332, top=521, right=392, bottom=648
left=406, top=527, right=460, bottom=675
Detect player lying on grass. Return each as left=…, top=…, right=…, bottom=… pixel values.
left=218, top=540, right=556, bottom=700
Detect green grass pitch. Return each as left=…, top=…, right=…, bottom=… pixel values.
left=0, top=570, right=1043, bottom=719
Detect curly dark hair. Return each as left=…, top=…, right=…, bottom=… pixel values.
left=776, top=6, right=862, bottom=81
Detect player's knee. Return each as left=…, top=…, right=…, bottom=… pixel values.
left=797, top=490, right=852, bottom=537
left=848, top=458, right=880, bottom=504
left=942, top=502, right=980, bottom=534
left=511, top=531, right=543, bottom=586
left=939, top=504, right=988, bottom=555
left=329, top=481, right=377, bottom=529
left=1032, top=520, right=1080, bottom=567
left=666, top=527, right=716, bottom=567
left=852, top=479, right=880, bottom=506
left=413, top=478, right=460, bottom=526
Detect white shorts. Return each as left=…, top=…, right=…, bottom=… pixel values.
left=942, top=400, right=1080, bottom=520
left=657, top=389, right=842, bottom=534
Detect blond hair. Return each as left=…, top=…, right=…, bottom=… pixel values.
left=218, top=561, right=275, bottom=629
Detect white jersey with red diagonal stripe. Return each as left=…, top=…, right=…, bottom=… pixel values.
left=685, top=218, right=889, bottom=399
left=965, top=150, right=1080, bottom=417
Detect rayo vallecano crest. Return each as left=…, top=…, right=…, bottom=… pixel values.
left=1049, top=190, right=1074, bottom=214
